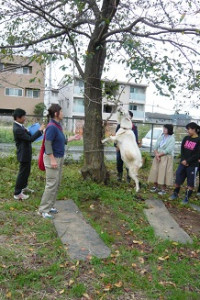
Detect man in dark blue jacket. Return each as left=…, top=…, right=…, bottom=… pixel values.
left=116, top=110, right=139, bottom=182
left=13, top=108, right=44, bottom=200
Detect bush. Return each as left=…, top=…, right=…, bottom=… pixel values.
left=34, top=103, right=45, bottom=116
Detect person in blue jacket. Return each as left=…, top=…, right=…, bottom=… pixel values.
left=115, top=110, right=138, bottom=182
left=38, top=104, right=80, bottom=219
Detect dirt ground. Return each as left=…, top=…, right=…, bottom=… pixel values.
left=165, top=202, right=200, bottom=236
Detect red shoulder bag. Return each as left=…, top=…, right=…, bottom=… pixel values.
left=38, top=122, right=62, bottom=171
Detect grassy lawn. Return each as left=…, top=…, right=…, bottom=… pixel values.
left=0, top=154, right=200, bottom=299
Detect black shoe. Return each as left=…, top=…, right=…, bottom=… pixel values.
left=169, top=192, right=178, bottom=200
left=126, top=175, right=131, bottom=183
left=182, top=196, right=189, bottom=204
left=117, top=173, right=123, bottom=181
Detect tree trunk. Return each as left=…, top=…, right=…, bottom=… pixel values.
left=81, top=0, right=120, bottom=183
left=81, top=44, right=109, bottom=183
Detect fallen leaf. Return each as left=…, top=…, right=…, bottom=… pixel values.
left=138, top=257, right=144, bottom=264
left=158, top=256, right=169, bottom=261
left=59, top=289, right=65, bottom=294
left=133, top=240, right=143, bottom=245
left=83, top=293, right=90, bottom=299
left=103, top=283, right=112, bottom=291
left=172, top=242, right=178, bottom=246
left=9, top=207, right=15, bottom=211
left=114, top=281, right=123, bottom=288
left=6, top=292, right=12, bottom=299
left=68, top=279, right=74, bottom=286
left=159, top=281, right=176, bottom=288
left=125, top=231, right=132, bottom=235
left=86, top=255, right=92, bottom=260
left=111, top=250, right=120, bottom=258
left=0, top=264, right=7, bottom=268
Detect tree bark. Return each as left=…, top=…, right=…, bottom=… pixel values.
left=81, top=0, right=119, bottom=183
left=81, top=43, right=109, bottom=183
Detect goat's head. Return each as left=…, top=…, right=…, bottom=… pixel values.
left=116, top=107, right=132, bottom=129
left=117, top=106, right=126, bottom=123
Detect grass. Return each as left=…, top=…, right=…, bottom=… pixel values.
left=0, top=154, right=200, bottom=299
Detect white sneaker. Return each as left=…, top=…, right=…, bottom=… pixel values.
left=14, top=193, right=29, bottom=200
left=150, top=187, right=158, bottom=192
left=49, top=208, right=59, bottom=214
left=158, top=190, right=166, bottom=196
left=42, top=212, right=54, bottom=219
left=22, top=187, right=34, bottom=193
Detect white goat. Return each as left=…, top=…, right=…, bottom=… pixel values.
left=102, top=110, right=142, bottom=192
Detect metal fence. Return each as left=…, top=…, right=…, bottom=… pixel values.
left=0, top=114, right=193, bottom=161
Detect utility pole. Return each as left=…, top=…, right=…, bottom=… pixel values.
left=44, top=57, right=52, bottom=109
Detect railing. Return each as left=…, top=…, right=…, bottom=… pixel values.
left=130, top=93, right=146, bottom=101
left=0, top=114, right=197, bottom=160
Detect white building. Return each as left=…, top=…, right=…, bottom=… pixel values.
left=57, top=76, right=147, bottom=133
left=58, top=76, right=147, bottom=118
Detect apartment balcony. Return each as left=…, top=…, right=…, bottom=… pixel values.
left=129, top=93, right=146, bottom=103
left=74, top=86, right=84, bottom=96
left=131, top=110, right=145, bottom=120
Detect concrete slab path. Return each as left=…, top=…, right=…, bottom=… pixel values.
left=53, top=200, right=111, bottom=260
left=190, top=203, right=200, bottom=212
left=144, top=199, right=192, bottom=244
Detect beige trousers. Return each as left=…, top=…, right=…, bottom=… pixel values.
left=39, top=154, right=64, bottom=213
left=148, top=155, right=174, bottom=186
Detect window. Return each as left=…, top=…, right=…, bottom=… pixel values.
left=129, top=104, right=137, bottom=111
left=75, top=79, right=84, bottom=87
left=74, top=79, right=84, bottom=95
left=73, top=98, right=84, bottom=113
left=25, top=88, right=40, bottom=98
left=130, top=86, right=146, bottom=101
left=15, top=66, right=32, bottom=74
left=103, top=104, right=113, bottom=113
left=5, top=88, right=22, bottom=97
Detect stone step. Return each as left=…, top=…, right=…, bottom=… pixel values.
left=53, top=200, right=111, bottom=260
left=144, top=199, right=192, bottom=244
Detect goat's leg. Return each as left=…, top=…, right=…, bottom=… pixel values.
left=102, top=136, right=116, bottom=144
left=127, top=166, right=140, bottom=192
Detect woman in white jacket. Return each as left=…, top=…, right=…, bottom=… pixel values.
left=148, top=124, right=175, bottom=195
